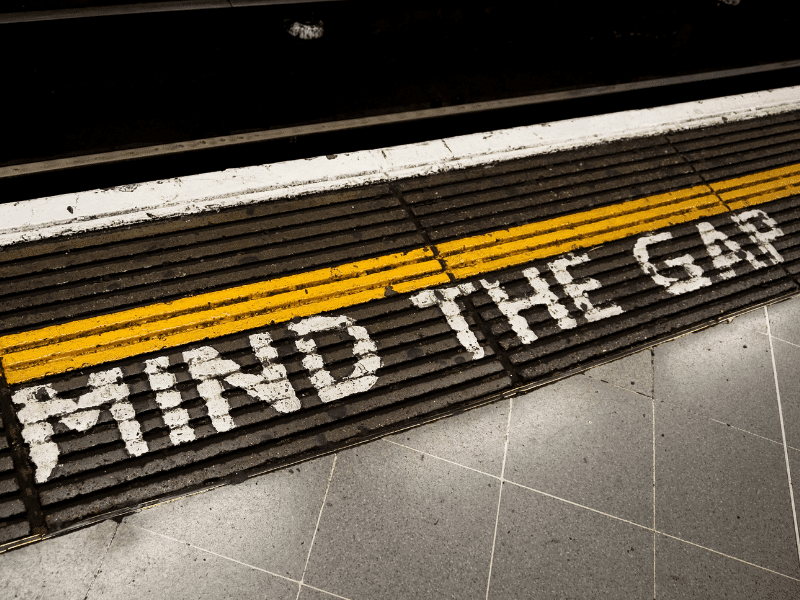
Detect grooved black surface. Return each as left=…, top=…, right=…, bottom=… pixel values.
left=2, top=112, right=800, bottom=549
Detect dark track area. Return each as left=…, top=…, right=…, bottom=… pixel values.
left=2, top=0, right=799, bottom=202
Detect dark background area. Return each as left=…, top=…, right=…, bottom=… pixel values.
left=1, top=0, right=798, bottom=200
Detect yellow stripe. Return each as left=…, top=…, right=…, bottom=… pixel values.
left=438, top=187, right=723, bottom=278
left=3, top=162, right=799, bottom=385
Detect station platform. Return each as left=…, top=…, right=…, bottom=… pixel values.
left=2, top=86, right=800, bottom=598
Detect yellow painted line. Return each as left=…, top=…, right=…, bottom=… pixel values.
left=438, top=186, right=724, bottom=279
left=709, top=163, right=800, bottom=211
left=0, top=248, right=438, bottom=355
left=2, top=252, right=449, bottom=383
left=3, top=162, right=800, bottom=385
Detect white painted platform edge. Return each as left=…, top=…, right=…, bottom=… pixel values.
left=2, top=85, right=799, bottom=247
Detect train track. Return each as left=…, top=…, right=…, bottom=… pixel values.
left=2, top=2, right=800, bottom=201
left=2, top=61, right=800, bottom=204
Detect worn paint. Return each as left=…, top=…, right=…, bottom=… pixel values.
left=636, top=210, right=785, bottom=294
left=410, top=284, right=485, bottom=359
left=6, top=201, right=790, bottom=483
left=144, top=357, right=195, bottom=446
left=1, top=164, right=799, bottom=385
left=696, top=222, right=764, bottom=279
left=11, top=368, right=145, bottom=483
left=288, top=315, right=381, bottom=403
left=547, top=254, right=624, bottom=322
left=248, top=332, right=301, bottom=414
left=3, top=87, right=799, bottom=247
left=481, top=269, right=576, bottom=344
left=10, top=316, right=379, bottom=482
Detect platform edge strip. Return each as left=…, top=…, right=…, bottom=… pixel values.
left=3, top=163, right=799, bottom=385
left=2, top=86, right=800, bottom=247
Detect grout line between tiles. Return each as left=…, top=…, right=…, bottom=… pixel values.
left=765, top=306, right=800, bottom=570
left=655, top=394, right=785, bottom=448
left=382, top=439, right=502, bottom=480
left=378, top=418, right=800, bottom=583
left=656, top=531, right=800, bottom=582
left=706, top=417, right=786, bottom=447
left=81, top=520, right=119, bottom=600
left=126, top=523, right=300, bottom=584
left=485, top=397, right=513, bottom=600
left=766, top=332, right=800, bottom=350
left=300, top=583, right=353, bottom=600
left=295, top=454, right=339, bottom=600
left=503, top=479, right=655, bottom=533
left=589, top=364, right=787, bottom=450
left=583, top=373, right=654, bottom=400
left=652, top=394, right=657, bottom=600
left=651, top=345, right=657, bottom=599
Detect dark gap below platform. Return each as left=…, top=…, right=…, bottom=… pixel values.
left=2, top=1, right=800, bottom=201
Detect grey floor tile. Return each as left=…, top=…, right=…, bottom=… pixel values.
left=655, top=534, right=800, bottom=599
left=487, top=482, right=653, bottom=600
left=787, top=448, right=800, bottom=558
left=767, top=295, right=800, bottom=344
left=771, top=337, right=800, bottom=450
left=85, top=523, right=297, bottom=600
left=654, top=318, right=781, bottom=440
left=655, top=402, right=799, bottom=577
left=731, top=306, right=768, bottom=335
left=124, top=454, right=334, bottom=579
left=0, top=520, right=117, bottom=600
left=303, top=442, right=498, bottom=600
left=298, top=585, right=347, bottom=600
left=583, top=349, right=653, bottom=397
left=384, top=398, right=510, bottom=476
left=505, top=376, right=653, bottom=527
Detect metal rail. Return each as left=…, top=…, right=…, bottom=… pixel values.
left=0, top=0, right=343, bottom=25
left=3, top=58, right=800, bottom=180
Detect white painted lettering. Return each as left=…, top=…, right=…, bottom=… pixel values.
left=634, top=232, right=712, bottom=295
left=696, top=221, right=766, bottom=279
left=184, top=335, right=302, bottom=429
left=481, top=267, right=576, bottom=344
left=288, top=315, right=381, bottom=403
left=410, top=283, right=484, bottom=360
left=548, top=254, right=623, bottom=322
left=184, top=347, right=239, bottom=432
left=11, top=368, right=145, bottom=483
left=246, top=332, right=301, bottom=414
left=731, top=209, right=784, bottom=265
left=144, top=357, right=195, bottom=445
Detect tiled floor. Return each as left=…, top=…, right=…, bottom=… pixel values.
left=3, top=297, right=800, bottom=599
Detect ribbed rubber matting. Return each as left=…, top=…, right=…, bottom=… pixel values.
left=2, top=111, right=800, bottom=549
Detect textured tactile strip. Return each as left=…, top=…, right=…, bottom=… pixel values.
left=2, top=118, right=800, bottom=547
left=7, top=157, right=800, bottom=385
left=0, top=413, right=30, bottom=543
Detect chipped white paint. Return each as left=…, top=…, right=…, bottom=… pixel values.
left=410, top=283, right=485, bottom=360
left=548, top=254, right=624, bottom=322
left=637, top=209, right=786, bottom=294
left=246, top=332, right=301, bottom=414
left=144, top=356, right=195, bottom=445
left=634, top=232, right=713, bottom=295
left=3, top=86, right=800, bottom=246
left=696, top=222, right=765, bottom=279
left=731, top=209, right=784, bottom=265
left=9, top=318, right=380, bottom=482
left=286, top=20, right=324, bottom=40
left=481, top=267, right=576, bottom=344
left=11, top=368, right=144, bottom=483
left=183, top=336, right=303, bottom=423
left=288, top=315, right=381, bottom=403
left=88, top=370, right=148, bottom=458
left=183, top=347, right=239, bottom=433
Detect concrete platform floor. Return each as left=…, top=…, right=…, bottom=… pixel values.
left=3, top=295, right=800, bottom=599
